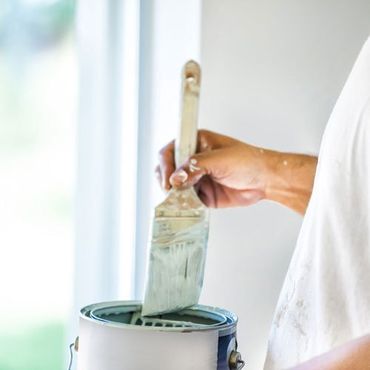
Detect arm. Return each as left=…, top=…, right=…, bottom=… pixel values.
left=289, top=334, right=370, bottom=370
left=157, top=130, right=317, bottom=215
left=265, top=151, right=317, bottom=214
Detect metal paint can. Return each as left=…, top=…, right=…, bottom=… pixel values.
left=73, top=300, right=244, bottom=370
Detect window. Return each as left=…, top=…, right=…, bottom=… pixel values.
left=0, top=1, right=201, bottom=368
left=0, top=1, right=76, bottom=369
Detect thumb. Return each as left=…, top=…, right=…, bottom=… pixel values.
left=169, top=151, right=219, bottom=189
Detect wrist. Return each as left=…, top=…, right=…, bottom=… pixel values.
left=263, top=150, right=286, bottom=201
left=263, top=151, right=318, bottom=214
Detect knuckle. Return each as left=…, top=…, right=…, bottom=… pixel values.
left=198, top=129, right=210, bottom=138
left=158, top=147, right=167, bottom=158
left=158, top=141, right=174, bottom=161
left=198, top=129, right=213, bottom=148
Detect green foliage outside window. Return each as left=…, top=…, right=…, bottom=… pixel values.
left=0, top=1, right=76, bottom=370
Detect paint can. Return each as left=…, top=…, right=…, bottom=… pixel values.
left=71, top=300, right=245, bottom=370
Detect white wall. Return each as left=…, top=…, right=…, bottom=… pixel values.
left=199, top=1, right=370, bottom=369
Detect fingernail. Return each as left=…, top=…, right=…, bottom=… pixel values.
left=170, top=169, right=188, bottom=186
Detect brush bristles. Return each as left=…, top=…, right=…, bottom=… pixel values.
left=142, top=221, right=208, bottom=316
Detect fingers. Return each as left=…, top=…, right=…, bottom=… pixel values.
left=157, top=130, right=230, bottom=191
left=196, top=129, right=237, bottom=152
left=170, top=157, right=204, bottom=188
left=196, top=130, right=213, bottom=152
left=169, top=150, right=221, bottom=189
left=157, top=132, right=212, bottom=191
left=158, top=140, right=175, bottom=191
left=195, top=176, right=217, bottom=208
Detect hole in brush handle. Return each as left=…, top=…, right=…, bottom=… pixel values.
left=183, top=60, right=201, bottom=85
left=176, top=60, right=201, bottom=168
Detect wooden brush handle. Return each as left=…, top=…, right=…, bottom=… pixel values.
left=175, top=60, right=201, bottom=168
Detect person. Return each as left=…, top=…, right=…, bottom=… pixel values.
left=156, top=37, right=370, bottom=369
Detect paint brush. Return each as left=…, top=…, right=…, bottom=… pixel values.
left=142, top=60, right=209, bottom=316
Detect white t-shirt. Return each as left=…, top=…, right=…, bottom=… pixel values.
left=264, top=37, right=370, bottom=370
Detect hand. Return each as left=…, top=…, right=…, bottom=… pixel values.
left=156, top=130, right=272, bottom=208
left=288, top=334, right=370, bottom=370
left=157, top=129, right=317, bottom=213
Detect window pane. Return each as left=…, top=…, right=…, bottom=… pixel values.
left=0, top=1, right=76, bottom=369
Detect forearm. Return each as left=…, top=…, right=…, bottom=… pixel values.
left=264, top=151, right=318, bottom=215
left=288, top=334, right=370, bottom=370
